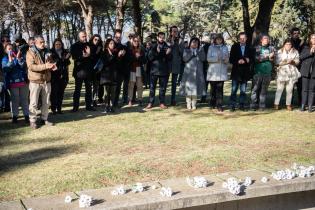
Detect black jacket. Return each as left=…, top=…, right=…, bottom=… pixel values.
left=147, top=42, right=172, bottom=76
left=100, top=49, right=118, bottom=85
left=50, top=49, right=71, bottom=83
left=300, top=46, right=315, bottom=78
left=114, top=42, right=131, bottom=77
left=229, top=43, right=253, bottom=82
left=70, top=41, right=92, bottom=79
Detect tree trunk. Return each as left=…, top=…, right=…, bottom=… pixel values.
left=240, top=0, right=252, bottom=40
left=115, top=0, right=127, bottom=30
left=251, top=0, right=276, bottom=44
left=75, top=0, right=94, bottom=39
left=132, top=0, right=142, bottom=37
left=29, top=18, right=43, bottom=36
left=240, top=0, right=276, bottom=44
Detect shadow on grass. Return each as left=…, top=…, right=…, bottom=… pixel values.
left=0, top=144, right=78, bottom=175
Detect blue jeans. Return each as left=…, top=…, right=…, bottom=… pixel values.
left=230, top=80, right=247, bottom=107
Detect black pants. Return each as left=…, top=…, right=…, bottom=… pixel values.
left=114, top=74, right=129, bottom=106
left=73, top=77, right=92, bottom=110
left=92, top=73, right=100, bottom=105
left=105, top=85, right=116, bottom=107
left=293, top=77, right=302, bottom=106
left=210, top=81, right=224, bottom=108
left=51, top=78, right=68, bottom=112
left=301, top=76, right=315, bottom=107
left=149, top=74, right=168, bottom=105
left=170, top=73, right=179, bottom=103
left=98, top=84, right=105, bottom=102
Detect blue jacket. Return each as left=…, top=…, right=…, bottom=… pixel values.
left=2, top=55, right=27, bottom=88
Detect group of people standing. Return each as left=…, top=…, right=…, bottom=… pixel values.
left=0, top=26, right=314, bottom=129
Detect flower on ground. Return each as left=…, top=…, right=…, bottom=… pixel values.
left=132, top=183, right=144, bottom=193
left=223, top=177, right=242, bottom=195
left=243, top=177, right=252, bottom=187
left=79, top=194, right=93, bottom=208
left=261, top=177, right=268, bottom=183
left=111, top=185, right=126, bottom=196
left=186, top=176, right=208, bottom=188
left=64, top=195, right=72, bottom=203
left=160, top=187, right=173, bottom=197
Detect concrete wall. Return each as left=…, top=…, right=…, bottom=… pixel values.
left=183, top=190, right=315, bottom=210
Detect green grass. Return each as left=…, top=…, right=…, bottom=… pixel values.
left=0, top=75, right=314, bottom=201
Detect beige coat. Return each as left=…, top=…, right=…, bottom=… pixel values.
left=26, top=47, right=51, bottom=83
left=276, top=48, right=300, bottom=83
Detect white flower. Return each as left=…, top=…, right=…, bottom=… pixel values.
left=160, top=187, right=173, bottom=197
left=261, top=177, right=268, bottom=183
left=223, top=177, right=242, bottom=195
left=79, top=194, right=93, bottom=208
left=111, top=190, right=119, bottom=196
left=243, top=177, right=252, bottom=187
left=186, top=176, right=208, bottom=188
left=64, top=195, right=72, bottom=203
left=272, top=169, right=297, bottom=180
left=111, top=185, right=126, bottom=196
left=292, top=163, right=298, bottom=170
left=222, top=182, right=228, bottom=188
left=132, top=183, right=144, bottom=193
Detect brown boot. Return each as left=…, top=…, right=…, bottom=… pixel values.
left=274, top=104, right=279, bottom=110
left=286, top=105, right=292, bottom=111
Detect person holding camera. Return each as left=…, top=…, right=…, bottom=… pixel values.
left=2, top=43, right=29, bottom=123
left=26, top=35, right=57, bottom=129
left=146, top=32, right=172, bottom=109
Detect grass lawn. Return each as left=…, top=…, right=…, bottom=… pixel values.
left=0, top=74, right=314, bottom=202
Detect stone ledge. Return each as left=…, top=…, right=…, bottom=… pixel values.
left=1, top=169, right=315, bottom=210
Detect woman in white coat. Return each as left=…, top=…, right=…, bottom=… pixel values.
left=207, top=34, right=229, bottom=112
left=274, top=38, right=300, bottom=111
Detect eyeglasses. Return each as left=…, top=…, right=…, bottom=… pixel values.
left=2, top=40, right=10, bottom=43
left=39, top=41, right=45, bottom=44
left=94, top=38, right=100, bottom=41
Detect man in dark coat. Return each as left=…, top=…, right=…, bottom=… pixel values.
left=71, top=30, right=95, bottom=112
left=299, top=34, right=315, bottom=112
left=113, top=29, right=131, bottom=107
left=290, top=27, right=305, bottom=106
left=146, top=32, right=172, bottom=109
left=229, top=32, right=253, bottom=111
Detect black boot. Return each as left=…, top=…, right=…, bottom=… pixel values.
left=300, top=104, right=305, bottom=112
left=12, top=116, right=18, bottom=124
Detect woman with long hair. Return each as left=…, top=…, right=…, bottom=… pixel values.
left=50, top=38, right=71, bottom=114
left=128, top=35, right=146, bottom=106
